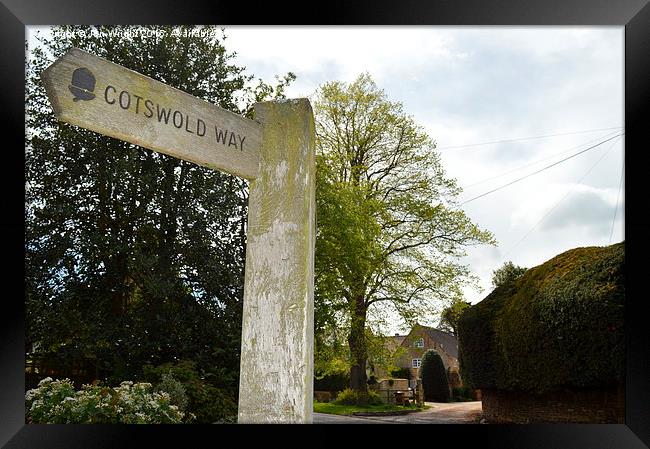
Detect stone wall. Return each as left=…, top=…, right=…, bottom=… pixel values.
left=314, top=391, right=332, bottom=403
left=481, top=386, right=624, bottom=423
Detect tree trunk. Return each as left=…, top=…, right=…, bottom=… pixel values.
left=348, top=297, right=368, bottom=393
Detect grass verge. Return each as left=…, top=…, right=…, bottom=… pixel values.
left=314, top=401, right=423, bottom=415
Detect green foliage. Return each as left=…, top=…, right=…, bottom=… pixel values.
left=142, top=360, right=237, bottom=423
left=439, top=298, right=472, bottom=335
left=334, top=388, right=383, bottom=406
left=26, top=377, right=185, bottom=423
left=451, top=386, right=474, bottom=402
left=491, top=261, right=527, bottom=288
left=157, top=372, right=189, bottom=412
left=313, top=72, right=495, bottom=391
left=420, top=350, right=450, bottom=402
left=458, top=282, right=514, bottom=390
left=314, top=328, right=350, bottom=379
left=458, top=243, right=625, bottom=393
left=314, top=371, right=350, bottom=393
left=388, top=367, right=411, bottom=380
left=366, top=328, right=405, bottom=381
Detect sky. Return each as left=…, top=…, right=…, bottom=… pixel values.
left=222, top=26, right=624, bottom=305
left=27, top=26, right=624, bottom=332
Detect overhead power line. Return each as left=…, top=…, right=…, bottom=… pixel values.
left=462, top=130, right=622, bottom=190
left=461, top=133, right=623, bottom=205
left=437, top=126, right=623, bottom=151
left=502, top=135, right=622, bottom=261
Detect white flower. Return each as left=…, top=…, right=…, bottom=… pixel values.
left=38, top=377, right=53, bottom=386
left=133, top=382, right=152, bottom=391
left=25, top=389, right=38, bottom=401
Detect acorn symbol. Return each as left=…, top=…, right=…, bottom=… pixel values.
left=69, top=67, right=96, bottom=101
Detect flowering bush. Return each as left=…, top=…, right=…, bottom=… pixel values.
left=26, top=377, right=188, bottom=424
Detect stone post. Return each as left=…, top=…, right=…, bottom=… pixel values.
left=237, top=99, right=315, bottom=423
left=416, top=379, right=424, bottom=407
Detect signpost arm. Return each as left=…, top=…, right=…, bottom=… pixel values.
left=237, top=99, right=316, bottom=423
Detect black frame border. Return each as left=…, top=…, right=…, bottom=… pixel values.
left=2, top=1, right=649, bottom=447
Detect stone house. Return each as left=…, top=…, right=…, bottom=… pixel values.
left=372, top=323, right=462, bottom=390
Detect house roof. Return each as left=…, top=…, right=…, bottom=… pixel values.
left=419, top=325, right=459, bottom=359
left=384, top=335, right=407, bottom=352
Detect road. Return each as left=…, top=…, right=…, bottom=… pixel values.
left=313, top=401, right=482, bottom=424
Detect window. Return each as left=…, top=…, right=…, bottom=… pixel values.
left=415, top=337, right=424, bottom=348
left=412, top=358, right=421, bottom=368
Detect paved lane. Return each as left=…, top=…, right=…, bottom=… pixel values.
left=313, top=401, right=482, bottom=424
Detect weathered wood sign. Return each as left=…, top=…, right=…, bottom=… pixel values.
left=41, top=47, right=262, bottom=180
left=41, top=48, right=315, bottom=423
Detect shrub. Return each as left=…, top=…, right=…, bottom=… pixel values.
left=420, top=350, right=450, bottom=402
left=157, top=372, right=189, bottom=412
left=142, top=360, right=237, bottom=424
left=452, top=386, right=474, bottom=402
left=314, top=371, right=350, bottom=394
left=389, top=367, right=411, bottom=380
left=25, top=377, right=185, bottom=423
left=458, top=243, right=625, bottom=393
left=334, top=388, right=382, bottom=406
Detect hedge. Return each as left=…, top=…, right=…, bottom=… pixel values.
left=458, top=242, right=624, bottom=393
left=314, top=371, right=350, bottom=393
left=420, top=350, right=450, bottom=402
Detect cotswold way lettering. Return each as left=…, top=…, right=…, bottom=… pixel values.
left=102, top=85, right=247, bottom=151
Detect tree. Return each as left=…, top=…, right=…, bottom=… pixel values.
left=439, top=299, right=471, bottom=335
left=420, top=349, right=450, bottom=402
left=491, top=261, right=527, bottom=288
left=25, top=25, right=294, bottom=392
left=313, top=73, right=495, bottom=392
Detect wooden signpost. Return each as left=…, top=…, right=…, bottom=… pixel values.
left=41, top=48, right=315, bottom=423
left=42, top=48, right=262, bottom=180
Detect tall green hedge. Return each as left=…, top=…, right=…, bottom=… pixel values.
left=458, top=243, right=624, bottom=393
left=420, top=349, right=450, bottom=402
left=314, top=371, right=350, bottom=393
